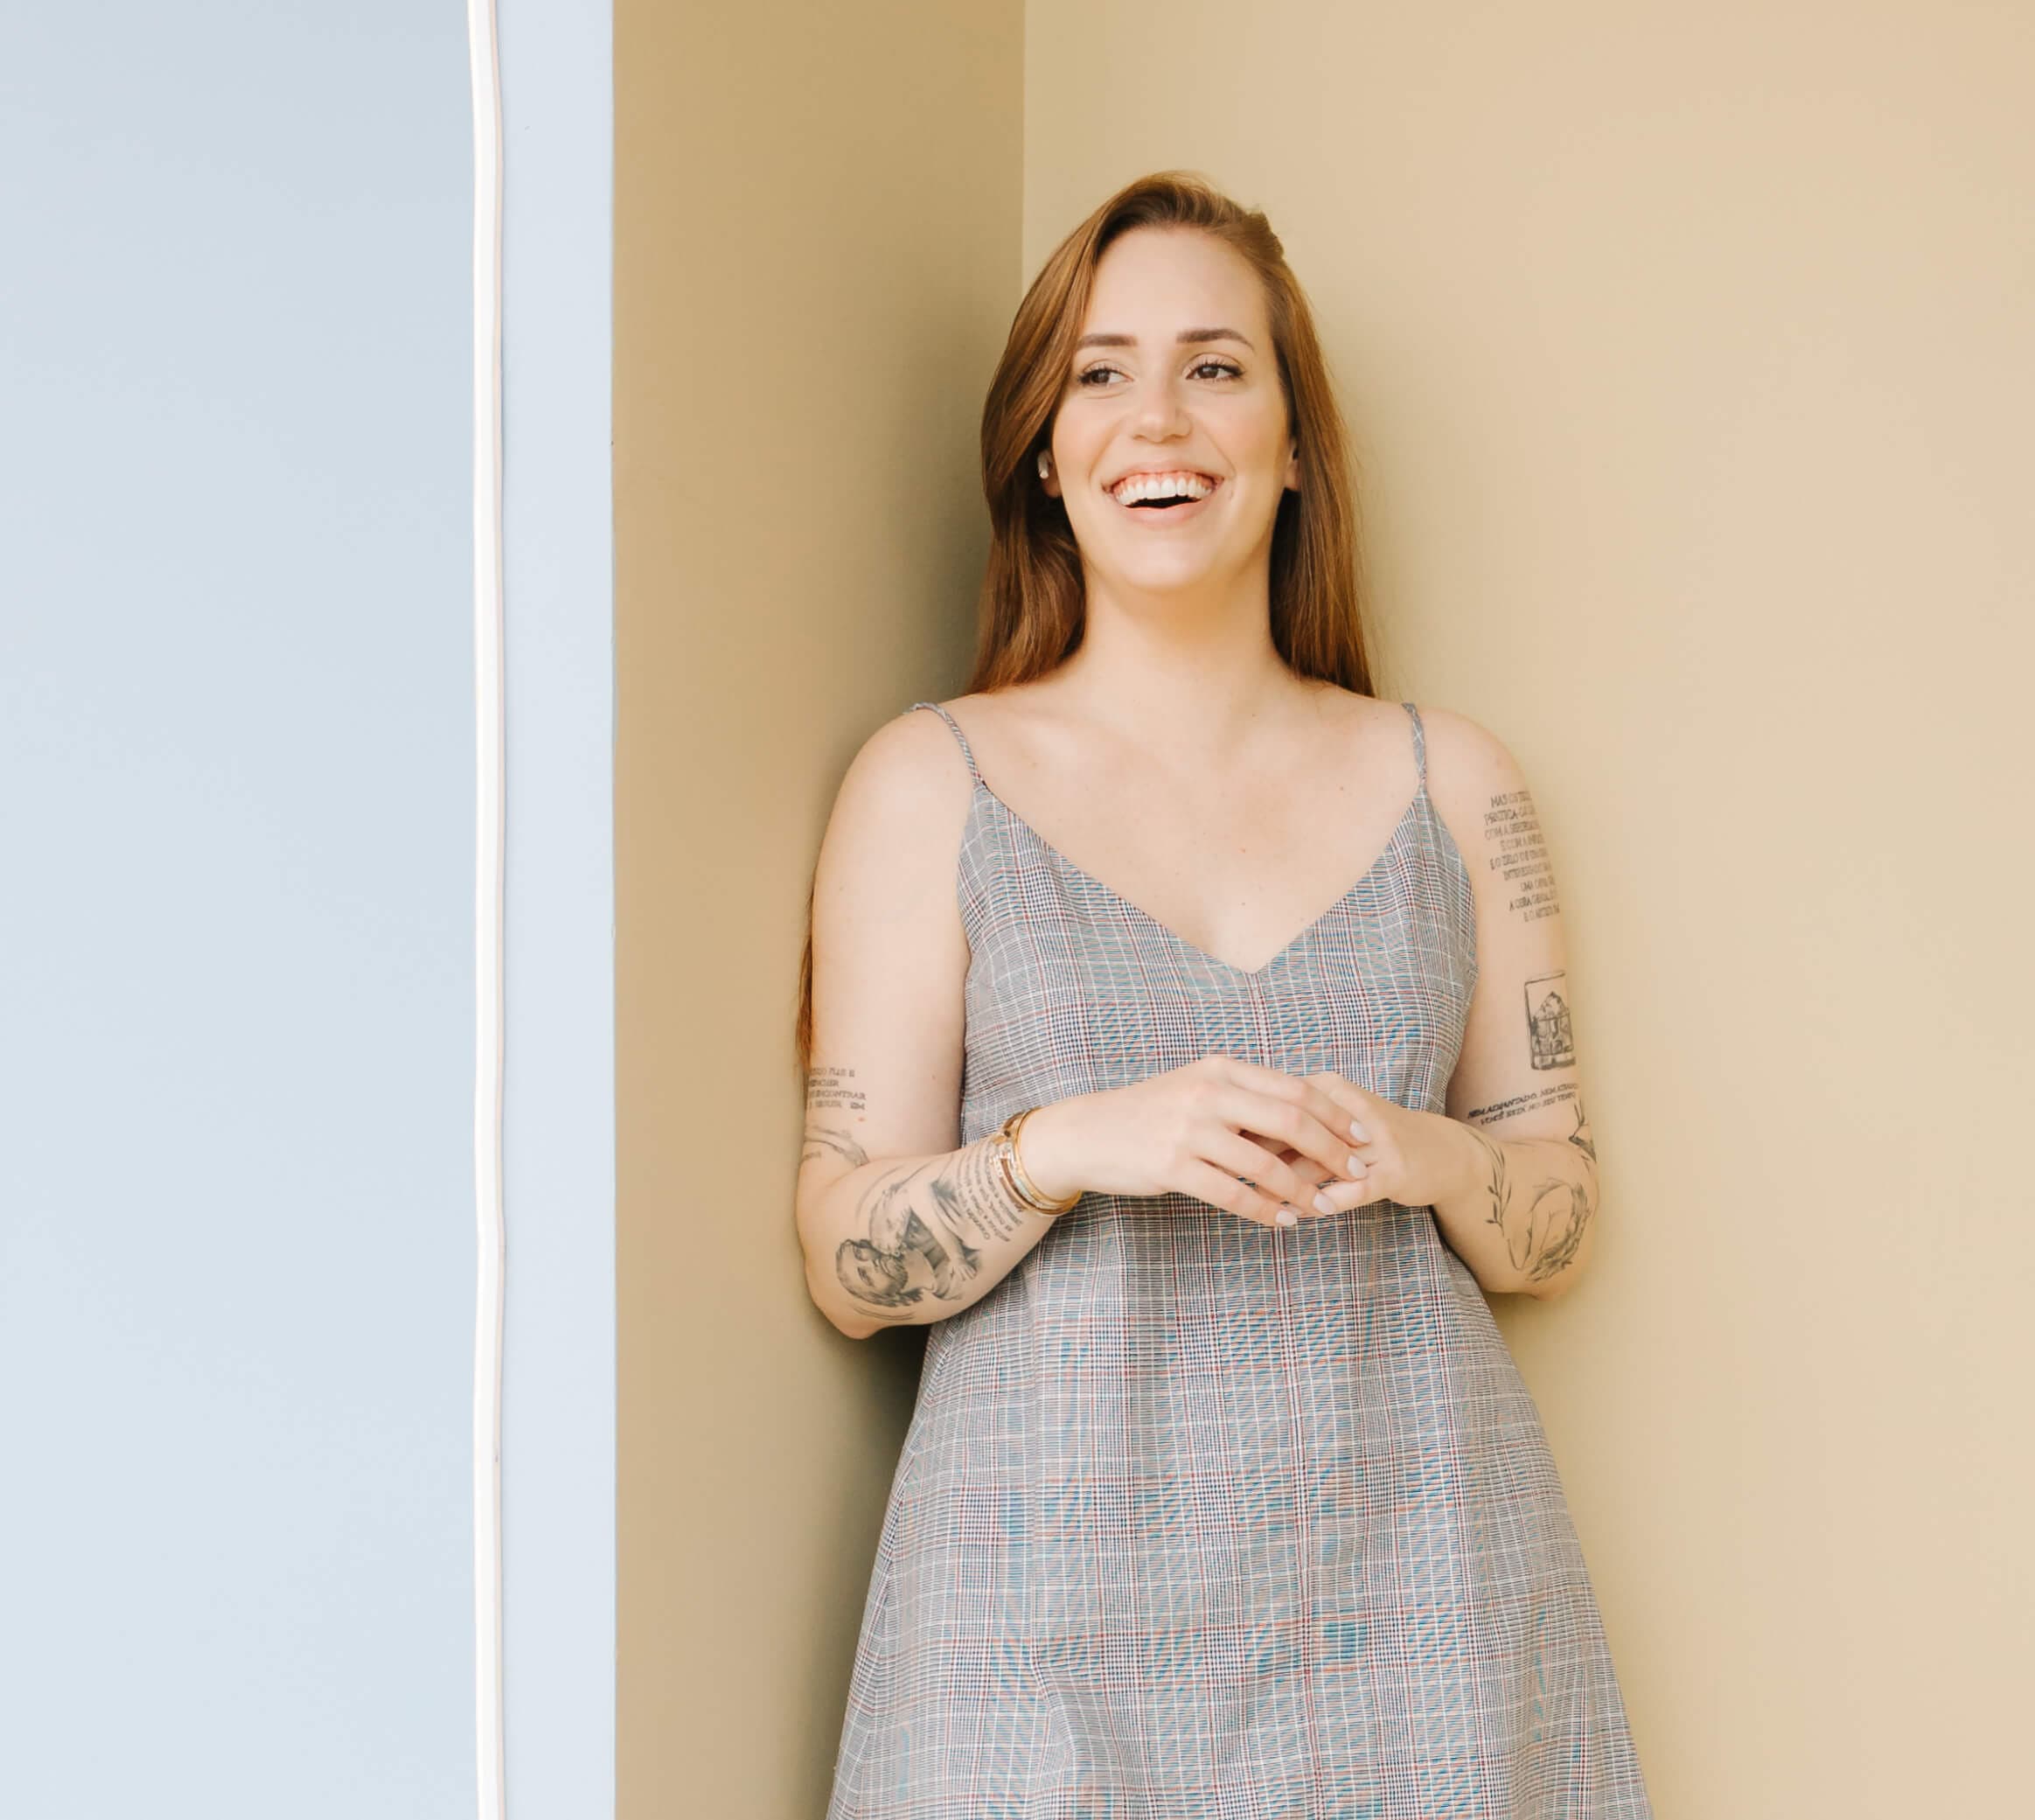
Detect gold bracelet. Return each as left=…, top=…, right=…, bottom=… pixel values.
left=996, top=1105, right=1082, bottom=1217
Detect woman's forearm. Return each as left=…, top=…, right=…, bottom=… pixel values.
left=798, top=1120, right=1073, bottom=1340
left=1426, top=1115, right=1599, bottom=1300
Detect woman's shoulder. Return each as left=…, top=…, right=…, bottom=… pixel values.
left=1403, top=700, right=1529, bottom=785
left=1401, top=700, right=1549, bottom=884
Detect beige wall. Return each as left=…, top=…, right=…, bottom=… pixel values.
left=613, top=3, right=1022, bottom=1813
left=1022, top=3, right=2033, bottom=1814
left=619, top=3, right=2031, bottom=1814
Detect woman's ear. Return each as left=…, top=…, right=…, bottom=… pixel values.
left=1285, top=441, right=1301, bottom=492
left=1037, top=450, right=1062, bottom=499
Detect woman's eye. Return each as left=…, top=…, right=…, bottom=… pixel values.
left=1075, top=359, right=1242, bottom=387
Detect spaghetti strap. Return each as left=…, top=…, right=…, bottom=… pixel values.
left=908, top=699, right=982, bottom=787
left=1400, top=699, right=1429, bottom=790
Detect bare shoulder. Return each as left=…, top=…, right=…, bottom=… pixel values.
left=819, top=702, right=975, bottom=876
left=1411, top=701, right=1526, bottom=793
left=1405, top=701, right=1537, bottom=863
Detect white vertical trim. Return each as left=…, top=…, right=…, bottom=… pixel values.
left=465, top=3, right=506, bottom=1819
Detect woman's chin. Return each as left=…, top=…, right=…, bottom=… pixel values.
left=1098, top=554, right=1234, bottom=596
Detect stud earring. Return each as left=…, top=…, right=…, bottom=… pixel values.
left=1036, top=451, right=1051, bottom=480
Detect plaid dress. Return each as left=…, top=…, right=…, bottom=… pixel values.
left=826, top=698, right=1652, bottom=1818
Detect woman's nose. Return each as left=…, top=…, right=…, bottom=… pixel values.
left=1133, top=372, right=1190, bottom=437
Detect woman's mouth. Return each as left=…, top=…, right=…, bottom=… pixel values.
left=1105, top=469, right=1223, bottom=524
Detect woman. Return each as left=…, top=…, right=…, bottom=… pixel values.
left=796, top=171, right=1651, bottom=1817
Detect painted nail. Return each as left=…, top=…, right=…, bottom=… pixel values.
left=1275, top=1206, right=1298, bottom=1227
left=1312, top=1192, right=1335, bottom=1214
left=1349, top=1120, right=1368, bottom=1140
left=1347, top=1155, right=1365, bottom=1175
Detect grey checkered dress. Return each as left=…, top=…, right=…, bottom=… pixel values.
left=826, top=698, right=1651, bottom=1818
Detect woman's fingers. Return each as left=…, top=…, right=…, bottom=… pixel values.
left=1216, top=1082, right=1369, bottom=1196
left=1185, top=1142, right=1300, bottom=1228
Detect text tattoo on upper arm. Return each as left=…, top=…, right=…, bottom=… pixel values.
left=803, top=1065, right=869, bottom=1170
left=1480, top=787, right=1560, bottom=924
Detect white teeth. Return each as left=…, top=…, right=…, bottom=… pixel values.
left=1110, top=471, right=1216, bottom=506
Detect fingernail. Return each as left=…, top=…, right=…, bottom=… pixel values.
left=1349, top=1120, right=1367, bottom=1140
left=1312, top=1193, right=1335, bottom=1214
left=1346, top=1155, right=1365, bottom=1175
left=1275, top=1206, right=1298, bottom=1227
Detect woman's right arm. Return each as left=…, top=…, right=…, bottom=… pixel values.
left=796, top=707, right=1061, bottom=1339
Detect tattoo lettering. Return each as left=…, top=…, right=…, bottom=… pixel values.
left=1462, top=1081, right=1582, bottom=1128
left=931, top=1141, right=1028, bottom=1246
left=804, top=1065, right=871, bottom=1171
left=805, top=1066, right=866, bottom=1114
left=1524, top=970, right=1574, bottom=1070
left=1479, top=788, right=1560, bottom=924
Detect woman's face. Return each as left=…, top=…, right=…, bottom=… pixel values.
left=1043, top=226, right=1299, bottom=600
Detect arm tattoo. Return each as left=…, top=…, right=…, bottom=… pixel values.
left=1564, top=1094, right=1597, bottom=1164
left=1479, top=786, right=1560, bottom=924
left=1524, top=969, right=1574, bottom=1070
left=1463, top=1091, right=1599, bottom=1285
left=803, top=1065, right=870, bottom=1170
left=1462, top=1080, right=1583, bottom=1128
left=832, top=1140, right=1036, bottom=1322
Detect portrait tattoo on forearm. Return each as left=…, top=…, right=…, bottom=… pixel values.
left=835, top=1161, right=979, bottom=1317
left=1479, top=787, right=1560, bottom=924
left=832, top=1139, right=1036, bottom=1321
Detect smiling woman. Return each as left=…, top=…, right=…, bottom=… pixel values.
left=797, top=171, right=1652, bottom=1817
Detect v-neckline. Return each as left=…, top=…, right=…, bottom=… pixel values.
left=971, top=777, right=1426, bottom=982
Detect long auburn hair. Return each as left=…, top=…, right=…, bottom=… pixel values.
left=795, top=170, right=1376, bottom=1077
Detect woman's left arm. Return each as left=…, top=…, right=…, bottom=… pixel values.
left=1274, top=707, right=1602, bottom=1296
left=1412, top=706, right=1600, bottom=1300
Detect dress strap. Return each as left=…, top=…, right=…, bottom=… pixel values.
left=1399, top=701, right=1429, bottom=791
left=908, top=700, right=983, bottom=786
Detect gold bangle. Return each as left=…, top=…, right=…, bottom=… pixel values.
left=997, top=1105, right=1082, bottom=1217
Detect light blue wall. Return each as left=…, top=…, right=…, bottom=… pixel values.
left=1, top=6, right=480, bottom=1816
left=498, top=2, right=616, bottom=1814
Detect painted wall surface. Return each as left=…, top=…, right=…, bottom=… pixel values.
left=1021, top=3, right=2032, bottom=1814
left=498, top=2, right=617, bottom=1815
left=612, top=2, right=1024, bottom=1812
left=0, top=8, right=477, bottom=1817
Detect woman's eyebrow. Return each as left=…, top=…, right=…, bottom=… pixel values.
left=1074, top=327, right=1257, bottom=351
